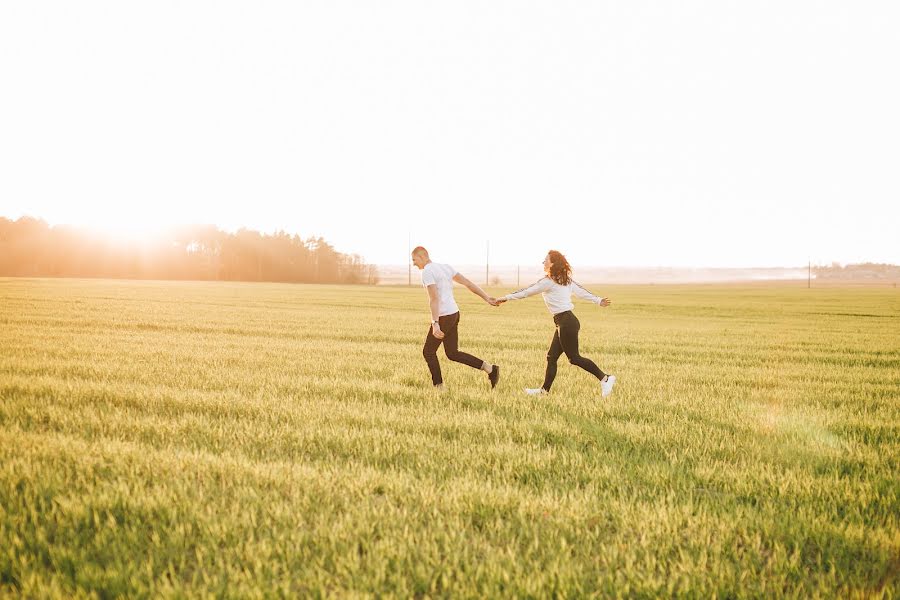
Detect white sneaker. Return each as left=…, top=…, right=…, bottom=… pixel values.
left=600, top=375, right=616, bottom=397
left=524, top=387, right=547, bottom=396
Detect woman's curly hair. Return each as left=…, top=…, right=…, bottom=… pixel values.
left=546, top=250, right=572, bottom=285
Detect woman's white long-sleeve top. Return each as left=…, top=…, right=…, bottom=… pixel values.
left=502, top=277, right=604, bottom=315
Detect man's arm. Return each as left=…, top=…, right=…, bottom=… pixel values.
left=452, top=273, right=494, bottom=304
left=426, top=285, right=444, bottom=338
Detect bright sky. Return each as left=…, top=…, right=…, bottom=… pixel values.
left=1, top=2, right=898, bottom=268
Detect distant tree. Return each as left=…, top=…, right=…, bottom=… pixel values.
left=366, top=264, right=380, bottom=285
left=813, top=262, right=900, bottom=281
left=307, top=237, right=341, bottom=283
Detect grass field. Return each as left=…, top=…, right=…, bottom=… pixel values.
left=1, top=277, right=898, bottom=598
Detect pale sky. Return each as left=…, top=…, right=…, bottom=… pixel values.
left=1, top=1, right=898, bottom=268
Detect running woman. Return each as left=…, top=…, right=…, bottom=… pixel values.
left=497, top=250, right=615, bottom=396
left=412, top=246, right=501, bottom=390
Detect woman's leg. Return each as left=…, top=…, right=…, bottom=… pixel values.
left=541, top=328, right=564, bottom=391
left=557, top=313, right=606, bottom=382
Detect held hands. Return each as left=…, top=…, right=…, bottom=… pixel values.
left=487, top=296, right=507, bottom=307
left=598, top=297, right=611, bottom=307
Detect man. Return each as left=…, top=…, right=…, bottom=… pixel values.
left=411, top=246, right=500, bottom=390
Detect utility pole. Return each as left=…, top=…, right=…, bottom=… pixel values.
left=408, top=232, right=411, bottom=287
left=517, top=264, right=520, bottom=288
left=486, top=240, right=490, bottom=286
left=808, top=258, right=811, bottom=289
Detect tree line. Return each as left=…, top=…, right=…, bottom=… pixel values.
left=0, top=217, right=379, bottom=284
left=813, top=262, right=900, bottom=281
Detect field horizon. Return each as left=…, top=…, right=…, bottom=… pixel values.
left=1, top=277, right=898, bottom=597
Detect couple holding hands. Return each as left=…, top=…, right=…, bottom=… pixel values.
left=412, top=246, right=616, bottom=397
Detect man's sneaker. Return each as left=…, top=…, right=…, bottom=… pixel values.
left=524, top=388, right=547, bottom=396
left=488, top=365, right=500, bottom=389
left=600, top=375, right=616, bottom=397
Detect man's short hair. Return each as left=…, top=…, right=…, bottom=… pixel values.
left=411, top=246, right=429, bottom=257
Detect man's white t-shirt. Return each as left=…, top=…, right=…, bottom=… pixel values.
left=421, top=262, right=460, bottom=317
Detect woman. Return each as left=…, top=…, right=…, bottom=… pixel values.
left=498, top=250, right=615, bottom=396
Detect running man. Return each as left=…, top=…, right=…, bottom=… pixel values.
left=412, top=246, right=500, bottom=390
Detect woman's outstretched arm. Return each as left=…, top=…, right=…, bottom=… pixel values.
left=502, top=277, right=552, bottom=302
left=572, top=281, right=611, bottom=306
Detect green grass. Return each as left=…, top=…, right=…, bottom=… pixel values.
left=1, top=278, right=898, bottom=598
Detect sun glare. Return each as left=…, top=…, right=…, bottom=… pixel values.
left=80, top=216, right=173, bottom=244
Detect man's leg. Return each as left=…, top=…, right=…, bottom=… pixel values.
left=541, top=328, right=564, bottom=391
left=440, top=312, right=484, bottom=370
left=423, top=325, right=444, bottom=386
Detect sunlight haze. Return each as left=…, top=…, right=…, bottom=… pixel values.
left=2, top=1, right=898, bottom=268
